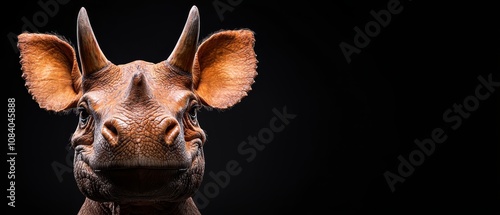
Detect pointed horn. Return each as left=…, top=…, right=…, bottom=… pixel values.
left=77, top=7, right=108, bottom=76
left=167, top=5, right=200, bottom=73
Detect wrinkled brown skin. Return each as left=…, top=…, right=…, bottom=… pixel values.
left=17, top=6, right=257, bottom=215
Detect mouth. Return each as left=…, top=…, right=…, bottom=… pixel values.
left=94, top=166, right=188, bottom=173
left=92, top=158, right=192, bottom=174
left=73, top=142, right=203, bottom=199
left=94, top=167, right=189, bottom=193
left=78, top=143, right=194, bottom=174
left=74, top=142, right=199, bottom=194
left=90, top=158, right=193, bottom=193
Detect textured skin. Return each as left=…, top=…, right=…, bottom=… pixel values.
left=17, top=6, right=256, bottom=215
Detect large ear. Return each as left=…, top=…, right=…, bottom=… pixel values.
left=192, top=29, right=257, bottom=109
left=18, top=33, right=82, bottom=112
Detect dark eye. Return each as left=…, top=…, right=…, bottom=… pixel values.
left=188, top=102, right=200, bottom=124
left=77, top=105, right=91, bottom=127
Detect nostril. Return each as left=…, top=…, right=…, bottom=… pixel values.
left=163, top=118, right=180, bottom=145
left=102, top=120, right=119, bottom=145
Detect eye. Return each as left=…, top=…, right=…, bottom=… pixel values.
left=188, top=101, right=200, bottom=125
left=77, top=105, right=91, bottom=127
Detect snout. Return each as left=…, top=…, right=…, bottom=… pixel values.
left=91, top=114, right=192, bottom=171
left=101, top=116, right=180, bottom=147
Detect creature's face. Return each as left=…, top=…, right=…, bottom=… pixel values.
left=72, top=60, right=206, bottom=202
left=17, top=6, right=257, bottom=203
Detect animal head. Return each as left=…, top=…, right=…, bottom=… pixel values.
left=17, top=5, right=256, bottom=211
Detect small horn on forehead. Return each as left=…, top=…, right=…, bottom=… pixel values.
left=77, top=7, right=109, bottom=76
left=167, top=5, right=200, bottom=73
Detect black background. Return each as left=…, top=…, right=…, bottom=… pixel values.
left=4, top=0, right=499, bottom=214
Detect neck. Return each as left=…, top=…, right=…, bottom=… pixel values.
left=77, top=197, right=201, bottom=215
